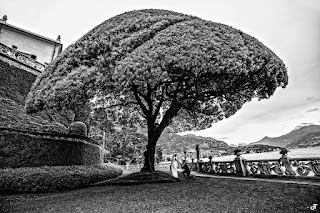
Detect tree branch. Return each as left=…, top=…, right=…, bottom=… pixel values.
left=132, top=84, right=149, bottom=116
left=97, top=101, right=139, bottom=109
left=156, top=101, right=181, bottom=133
left=145, top=84, right=153, bottom=119
left=153, top=86, right=165, bottom=119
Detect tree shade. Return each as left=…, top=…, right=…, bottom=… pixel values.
left=26, top=9, right=288, bottom=171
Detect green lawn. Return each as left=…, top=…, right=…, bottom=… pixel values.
left=1, top=171, right=319, bottom=213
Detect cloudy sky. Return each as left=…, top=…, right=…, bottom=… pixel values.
left=2, top=0, right=320, bottom=145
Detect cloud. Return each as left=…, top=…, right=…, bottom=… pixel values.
left=301, top=122, right=313, bottom=125
left=307, top=97, right=315, bottom=101
left=288, top=115, right=304, bottom=119
left=307, top=108, right=319, bottom=113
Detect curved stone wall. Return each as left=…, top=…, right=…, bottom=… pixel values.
left=0, top=128, right=103, bottom=168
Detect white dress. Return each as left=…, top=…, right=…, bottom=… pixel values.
left=170, top=157, right=178, bottom=178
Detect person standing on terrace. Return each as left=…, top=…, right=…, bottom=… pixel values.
left=170, top=154, right=179, bottom=178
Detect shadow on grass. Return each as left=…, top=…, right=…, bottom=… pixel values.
left=93, top=170, right=183, bottom=186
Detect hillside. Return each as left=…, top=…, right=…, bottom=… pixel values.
left=158, top=132, right=229, bottom=154
left=251, top=124, right=320, bottom=148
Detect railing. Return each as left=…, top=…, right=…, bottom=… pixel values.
left=188, top=156, right=320, bottom=177
left=0, top=43, right=45, bottom=71
left=107, top=155, right=320, bottom=178
left=118, top=162, right=171, bottom=170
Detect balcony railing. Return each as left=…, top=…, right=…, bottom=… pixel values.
left=0, top=43, right=45, bottom=71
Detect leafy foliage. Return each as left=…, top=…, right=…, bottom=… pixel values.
left=105, top=129, right=147, bottom=163
left=156, top=146, right=163, bottom=162
left=25, top=9, right=288, bottom=171
left=26, top=9, right=287, bottom=132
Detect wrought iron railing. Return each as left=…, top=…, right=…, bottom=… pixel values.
left=0, top=43, right=45, bottom=71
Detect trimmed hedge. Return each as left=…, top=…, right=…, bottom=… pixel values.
left=0, top=128, right=103, bottom=168
left=0, top=98, right=68, bottom=134
left=0, top=163, right=123, bottom=194
left=69, top=121, right=88, bottom=136
left=0, top=58, right=36, bottom=105
left=0, top=98, right=103, bottom=169
left=0, top=57, right=73, bottom=128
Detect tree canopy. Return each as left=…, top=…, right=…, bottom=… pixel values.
left=26, top=9, right=288, bottom=171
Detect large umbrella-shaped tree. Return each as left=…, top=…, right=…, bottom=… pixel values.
left=26, top=9, right=288, bottom=171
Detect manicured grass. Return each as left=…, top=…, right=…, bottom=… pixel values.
left=1, top=171, right=319, bottom=213
left=94, top=170, right=181, bottom=186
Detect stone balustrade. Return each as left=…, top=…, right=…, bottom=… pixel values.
left=0, top=43, right=45, bottom=72
left=113, top=155, right=320, bottom=179
left=188, top=156, right=320, bottom=177
left=119, top=162, right=171, bottom=170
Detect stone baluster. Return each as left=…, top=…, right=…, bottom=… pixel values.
left=234, top=150, right=248, bottom=176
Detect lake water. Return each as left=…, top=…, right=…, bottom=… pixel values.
left=204, top=146, right=320, bottom=162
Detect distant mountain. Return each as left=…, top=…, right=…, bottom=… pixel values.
left=158, top=132, right=229, bottom=154
left=237, top=142, right=249, bottom=147
left=225, top=144, right=282, bottom=155
left=293, top=123, right=314, bottom=131
left=251, top=124, right=320, bottom=148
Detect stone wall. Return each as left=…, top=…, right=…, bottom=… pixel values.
left=0, top=128, right=103, bottom=168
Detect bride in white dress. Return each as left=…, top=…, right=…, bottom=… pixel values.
left=170, top=154, right=178, bottom=178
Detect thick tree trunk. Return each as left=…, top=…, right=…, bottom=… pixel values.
left=141, top=143, right=156, bottom=172
left=139, top=101, right=181, bottom=172
left=141, top=126, right=162, bottom=172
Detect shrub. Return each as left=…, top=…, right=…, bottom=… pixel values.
left=0, top=98, right=68, bottom=134
left=0, top=163, right=123, bottom=194
left=69, top=121, right=88, bottom=137
left=0, top=59, right=36, bottom=105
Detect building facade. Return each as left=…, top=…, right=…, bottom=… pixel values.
left=0, top=15, right=63, bottom=75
